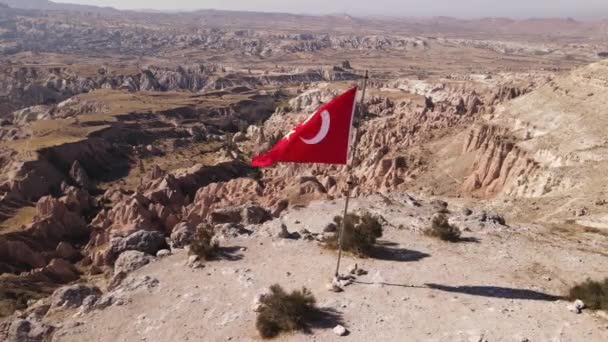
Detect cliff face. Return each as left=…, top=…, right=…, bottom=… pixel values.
left=461, top=124, right=539, bottom=197
left=451, top=59, right=608, bottom=213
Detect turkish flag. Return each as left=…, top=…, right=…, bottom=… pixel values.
left=251, top=87, right=357, bottom=167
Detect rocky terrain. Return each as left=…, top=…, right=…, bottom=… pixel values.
left=0, top=2, right=607, bottom=341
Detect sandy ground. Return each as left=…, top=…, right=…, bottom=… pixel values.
left=51, top=194, right=608, bottom=342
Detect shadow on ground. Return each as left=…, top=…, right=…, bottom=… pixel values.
left=212, top=246, right=245, bottom=261
left=425, top=283, right=563, bottom=301
left=456, top=236, right=481, bottom=243
left=369, top=244, right=430, bottom=262
left=307, top=307, right=346, bottom=335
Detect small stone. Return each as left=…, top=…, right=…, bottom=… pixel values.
left=186, top=255, right=204, bottom=269
left=333, top=324, right=348, bottom=336
left=567, top=299, right=585, bottom=314
left=278, top=224, right=291, bottom=239
left=156, top=249, right=171, bottom=258
left=324, top=223, right=338, bottom=233
left=327, top=280, right=343, bottom=293
left=462, top=208, right=473, bottom=216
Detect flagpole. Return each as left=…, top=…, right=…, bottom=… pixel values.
left=334, top=70, right=369, bottom=278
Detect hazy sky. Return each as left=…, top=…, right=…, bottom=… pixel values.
left=59, top=0, right=608, bottom=19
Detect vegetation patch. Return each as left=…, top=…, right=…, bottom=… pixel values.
left=324, top=212, right=383, bottom=257
left=188, top=224, right=219, bottom=260
left=568, top=278, right=608, bottom=311
left=424, top=213, right=462, bottom=242
left=256, top=284, right=318, bottom=338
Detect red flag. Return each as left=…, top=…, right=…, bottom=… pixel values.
left=251, top=87, right=357, bottom=167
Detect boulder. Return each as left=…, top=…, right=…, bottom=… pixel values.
left=431, top=199, right=449, bottom=213
left=170, top=222, right=195, bottom=248
left=43, top=258, right=80, bottom=283
left=271, top=199, right=289, bottom=217
left=241, top=204, right=271, bottom=224
left=7, top=319, right=55, bottom=342
left=69, top=160, right=93, bottom=190
left=114, top=250, right=153, bottom=274
left=50, top=284, right=101, bottom=310
left=56, top=241, right=81, bottom=262
left=106, top=230, right=168, bottom=264
left=156, top=249, right=171, bottom=258
left=210, top=207, right=243, bottom=224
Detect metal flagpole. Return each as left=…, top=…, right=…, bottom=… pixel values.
left=334, top=70, right=369, bottom=278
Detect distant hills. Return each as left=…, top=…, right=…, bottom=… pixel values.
left=1, top=0, right=606, bottom=40
left=0, top=0, right=118, bottom=13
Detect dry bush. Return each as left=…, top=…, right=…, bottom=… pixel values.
left=189, top=224, right=219, bottom=260
left=256, top=284, right=317, bottom=338
left=324, top=212, right=383, bottom=257
left=424, top=213, right=461, bottom=242
left=568, top=278, right=608, bottom=311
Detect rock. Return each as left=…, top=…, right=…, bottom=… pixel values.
left=431, top=199, right=449, bottom=213
left=55, top=241, right=81, bottom=262
left=241, top=204, right=271, bottom=224
left=567, top=299, right=586, bottom=314
left=333, top=324, right=348, bottom=336
left=403, top=193, right=421, bottom=207
left=107, top=230, right=168, bottom=263
left=575, top=207, right=588, bottom=217
left=278, top=224, right=291, bottom=238
left=114, top=250, right=153, bottom=274
left=170, top=222, right=195, bottom=248
left=462, top=208, right=473, bottom=216
left=156, top=249, right=171, bottom=258
left=327, top=282, right=344, bottom=293
left=43, top=258, right=80, bottom=283
left=108, top=271, right=128, bottom=291
left=487, top=213, right=506, bottom=225
left=233, top=132, right=247, bottom=142
left=69, top=160, right=93, bottom=190
left=50, top=284, right=102, bottom=310
left=215, top=223, right=252, bottom=238
left=327, top=277, right=344, bottom=292
left=187, top=255, right=204, bottom=269
left=118, top=275, right=160, bottom=292
left=348, top=264, right=368, bottom=276
left=7, top=319, right=55, bottom=342
left=324, top=223, right=338, bottom=233
left=478, top=211, right=505, bottom=225
left=271, top=199, right=289, bottom=218
left=80, top=295, right=99, bottom=314
left=252, top=289, right=272, bottom=312
left=210, top=207, right=243, bottom=224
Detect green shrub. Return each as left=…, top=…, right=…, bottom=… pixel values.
left=568, top=278, right=608, bottom=311
left=256, top=284, right=317, bottom=338
left=424, top=213, right=461, bottom=242
left=189, top=224, right=219, bottom=260
left=324, top=212, right=383, bottom=257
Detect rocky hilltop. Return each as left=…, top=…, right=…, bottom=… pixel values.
left=0, top=6, right=607, bottom=342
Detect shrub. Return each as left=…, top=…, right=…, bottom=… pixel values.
left=568, top=278, right=608, bottom=311
left=424, top=213, right=461, bottom=242
left=189, top=224, right=219, bottom=260
left=256, top=284, right=317, bottom=338
left=324, top=212, right=383, bottom=257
